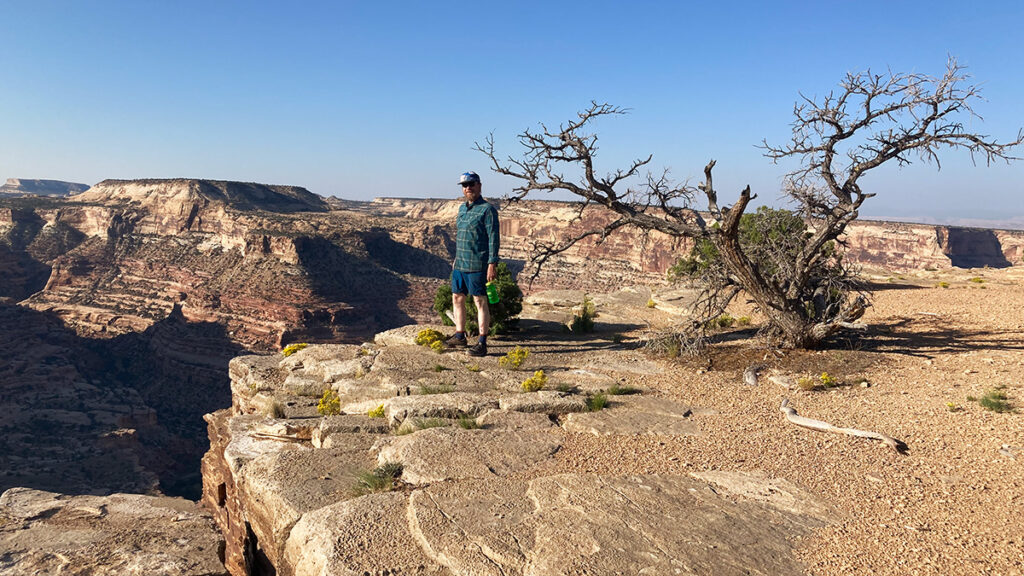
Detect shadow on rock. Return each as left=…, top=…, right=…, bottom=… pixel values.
left=0, top=302, right=243, bottom=500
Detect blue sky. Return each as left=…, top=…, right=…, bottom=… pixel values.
left=1, top=1, right=1021, bottom=223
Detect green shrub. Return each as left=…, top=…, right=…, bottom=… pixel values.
left=607, top=384, right=640, bottom=395
left=736, top=316, right=752, bottom=326
left=667, top=207, right=849, bottom=335
left=569, top=294, right=596, bottom=333
left=353, top=463, right=403, bottom=495
left=431, top=364, right=450, bottom=373
left=396, top=418, right=449, bottom=435
left=466, top=363, right=481, bottom=372
left=974, top=388, right=1012, bottom=413
left=282, top=342, right=308, bottom=357
left=586, top=393, right=608, bottom=411
left=646, top=297, right=656, bottom=308
left=317, top=389, right=341, bottom=416
left=367, top=404, right=386, bottom=418
left=667, top=239, right=718, bottom=282
left=936, top=281, right=950, bottom=289
left=499, top=346, right=530, bottom=370
left=433, top=262, right=523, bottom=334
left=968, top=276, right=985, bottom=284
left=419, top=383, right=455, bottom=395
left=521, top=370, right=547, bottom=392
left=457, top=416, right=481, bottom=429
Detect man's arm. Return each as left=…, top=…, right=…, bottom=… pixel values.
left=485, top=205, right=500, bottom=282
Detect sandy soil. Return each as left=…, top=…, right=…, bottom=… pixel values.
left=518, top=266, right=1024, bottom=575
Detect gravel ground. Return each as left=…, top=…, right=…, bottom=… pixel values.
left=513, top=267, right=1024, bottom=575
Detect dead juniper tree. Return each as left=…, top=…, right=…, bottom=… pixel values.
left=478, top=59, right=1021, bottom=349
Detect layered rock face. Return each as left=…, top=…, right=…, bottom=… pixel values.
left=0, top=183, right=452, bottom=499
left=201, top=324, right=831, bottom=576
left=0, top=178, right=90, bottom=197
left=373, top=198, right=1024, bottom=288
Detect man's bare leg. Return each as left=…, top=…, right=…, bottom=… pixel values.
left=453, top=293, right=467, bottom=333
left=473, top=295, right=490, bottom=339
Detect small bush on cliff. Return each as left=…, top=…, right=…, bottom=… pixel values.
left=586, top=393, right=608, bottom=411
left=353, top=463, right=403, bottom=495
left=520, top=370, right=547, bottom=392
left=415, top=329, right=445, bottom=354
left=969, top=387, right=1013, bottom=413
left=499, top=346, right=530, bottom=370
left=317, top=389, right=341, bottom=416
left=607, top=383, right=640, bottom=395
left=395, top=418, right=449, bottom=436
left=282, top=342, right=308, bottom=357
left=569, top=295, right=597, bottom=334
left=458, top=416, right=481, bottom=429
left=433, top=262, right=523, bottom=334
left=367, top=404, right=386, bottom=418
left=797, top=372, right=842, bottom=391
left=418, top=383, right=455, bottom=395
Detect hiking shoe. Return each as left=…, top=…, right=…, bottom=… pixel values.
left=444, top=333, right=468, bottom=348
left=467, top=342, right=487, bottom=357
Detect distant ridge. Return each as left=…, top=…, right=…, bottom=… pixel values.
left=0, top=178, right=90, bottom=197
left=75, top=178, right=329, bottom=213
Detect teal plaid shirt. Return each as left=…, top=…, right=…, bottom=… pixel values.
left=455, top=197, right=500, bottom=272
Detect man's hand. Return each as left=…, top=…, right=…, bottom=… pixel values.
left=486, top=263, right=497, bottom=282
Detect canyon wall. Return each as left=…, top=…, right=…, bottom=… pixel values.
left=0, top=183, right=451, bottom=499
left=373, top=198, right=1024, bottom=288
left=0, top=178, right=90, bottom=197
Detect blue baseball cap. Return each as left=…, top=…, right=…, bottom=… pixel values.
left=458, top=172, right=481, bottom=186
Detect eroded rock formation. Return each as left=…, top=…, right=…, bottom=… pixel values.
left=0, top=487, right=227, bottom=575
left=201, top=324, right=832, bottom=576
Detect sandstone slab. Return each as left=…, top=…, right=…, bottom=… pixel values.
left=382, top=392, right=500, bottom=426
left=284, top=492, right=451, bottom=576
left=563, top=395, right=700, bottom=436
left=476, top=409, right=556, bottom=431
left=523, top=474, right=823, bottom=575
left=408, top=474, right=828, bottom=576
left=0, top=488, right=226, bottom=576
left=377, top=427, right=563, bottom=484
left=408, top=478, right=536, bottom=575
left=238, top=443, right=378, bottom=568
left=498, top=391, right=588, bottom=414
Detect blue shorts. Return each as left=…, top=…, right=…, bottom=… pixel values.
left=451, top=269, right=487, bottom=296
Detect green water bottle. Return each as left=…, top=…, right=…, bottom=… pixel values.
left=485, top=281, right=500, bottom=304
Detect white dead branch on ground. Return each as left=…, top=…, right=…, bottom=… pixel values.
left=780, top=399, right=905, bottom=452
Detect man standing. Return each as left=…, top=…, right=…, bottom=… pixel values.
left=446, top=171, right=499, bottom=356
